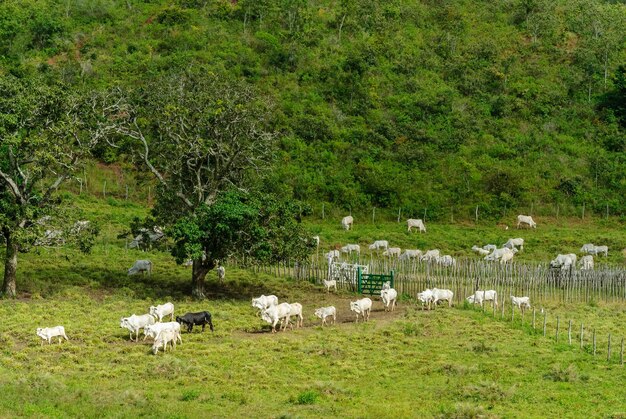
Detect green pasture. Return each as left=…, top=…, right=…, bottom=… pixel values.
left=1, top=198, right=625, bottom=417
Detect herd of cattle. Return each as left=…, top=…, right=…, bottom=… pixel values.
left=326, top=214, right=609, bottom=271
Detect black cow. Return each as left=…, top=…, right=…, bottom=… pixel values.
left=176, top=311, right=214, bottom=333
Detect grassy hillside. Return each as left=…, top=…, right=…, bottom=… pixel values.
left=1, top=0, right=625, bottom=219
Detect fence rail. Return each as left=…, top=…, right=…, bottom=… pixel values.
left=228, top=257, right=626, bottom=304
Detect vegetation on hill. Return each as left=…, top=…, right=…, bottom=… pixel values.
left=0, top=0, right=624, bottom=221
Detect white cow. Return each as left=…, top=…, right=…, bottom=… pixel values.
left=341, top=215, right=354, bottom=231
left=368, top=240, right=389, bottom=251
left=471, top=245, right=491, bottom=256
left=500, top=248, right=516, bottom=264
left=407, top=218, right=426, bottom=233
left=127, top=259, right=152, bottom=276
left=251, top=295, right=279, bottom=315
left=382, top=281, right=391, bottom=290
left=143, top=322, right=182, bottom=344
left=350, top=298, right=372, bottom=323
left=482, top=244, right=497, bottom=252
left=340, top=244, right=361, bottom=255
left=399, top=249, right=422, bottom=260
left=579, top=255, right=594, bottom=270
left=517, top=214, right=536, bottom=229
left=120, top=314, right=156, bottom=341
left=431, top=288, right=454, bottom=308
left=129, top=226, right=164, bottom=249
left=510, top=296, right=531, bottom=313
left=286, top=303, right=304, bottom=329
left=417, top=289, right=434, bottom=310
left=591, top=245, right=609, bottom=257
left=149, top=302, right=175, bottom=322
left=216, top=265, right=225, bottom=283
left=261, top=303, right=293, bottom=333
left=503, top=238, right=524, bottom=251
left=380, top=288, right=398, bottom=312
left=550, top=254, right=577, bottom=270
left=382, top=247, right=401, bottom=258
left=580, top=243, right=596, bottom=254
left=436, top=255, right=456, bottom=267
left=36, top=326, right=69, bottom=345
left=314, top=306, right=337, bottom=326
left=152, top=329, right=178, bottom=355
left=323, top=279, right=337, bottom=293
left=467, top=290, right=498, bottom=308
left=324, top=250, right=341, bottom=260
left=420, top=249, right=440, bottom=262
left=484, top=248, right=517, bottom=262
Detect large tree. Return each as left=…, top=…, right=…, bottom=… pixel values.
left=106, top=70, right=312, bottom=298
left=0, top=74, right=101, bottom=297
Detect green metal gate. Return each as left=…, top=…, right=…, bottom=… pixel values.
left=357, top=267, right=394, bottom=295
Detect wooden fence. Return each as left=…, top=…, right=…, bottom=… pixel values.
left=229, top=257, right=626, bottom=304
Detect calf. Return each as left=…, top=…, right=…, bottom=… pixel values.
left=127, top=259, right=152, bottom=276
left=216, top=266, right=225, bottom=283
left=176, top=312, right=214, bottom=333
left=120, top=314, right=155, bottom=341
left=314, top=306, right=337, bottom=326
left=149, top=302, right=175, bottom=322
left=152, top=329, right=178, bottom=355
left=471, top=245, right=490, bottom=256
left=323, top=279, right=337, bottom=293
left=417, top=289, right=434, bottom=310
left=350, top=298, right=372, bottom=323
left=381, top=288, right=398, bottom=312
left=36, top=326, right=69, bottom=345
left=510, top=296, right=531, bottom=314
left=340, top=244, right=361, bottom=255
left=144, top=322, right=183, bottom=344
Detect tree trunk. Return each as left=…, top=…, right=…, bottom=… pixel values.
left=191, top=259, right=214, bottom=299
left=2, top=232, right=18, bottom=298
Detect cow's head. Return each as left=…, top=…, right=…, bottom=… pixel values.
left=466, top=296, right=475, bottom=303
left=36, top=328, right=44, bottom=337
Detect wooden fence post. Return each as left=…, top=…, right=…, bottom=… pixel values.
left=556, top=316, right=559, bottom=343
left=580, top=323, right=584, bottom=349
left=593, top=329, right=597, bottom=357
left=372, top=207, right=376, bottom=224
left=608, top=333, right=612, bottom=362
left=475, top=205, right=479, bottom=223
left=322, top=204, right=325, bottom=220
left=568, top=320, right=572, bottom=345
left=621, top=337, right=624, bottom=366
left=397, top=208, right=401, bottom=223
left=511, top=304, right=514, bottom=322
left=532, top=308, right=536, bottom=330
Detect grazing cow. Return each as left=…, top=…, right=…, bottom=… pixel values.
left=149, top=302, right=175, bottom=322
left=176, top=312, right=214, bottom=333
left=144, top=322, right=182, bottom=344
left=323, top=279, right=337, bottom=293
left=368, top=240, right=389, bottom=251
left=484, top=247, right=517, bottom=262
left=129, top=226, right=164, bottom=250
left=431, top=288, right=453, bottom=308
left=467, top=290, right=498, bottom=308
left=591, top=245, right=609, bottom=257
left=420, top=249, right=440, bottom=262
left=517, top=215, right=536, bottom=229
left=381, top=288, right=398, bottom=312
left=436, top=255, right=456, bottom=267
left=417, top=289, right=434, bottom=310
left=216, top=265, right=225, bottom=283
left=510, top=296, right=531, bottom=314
left=350, top=298, right=372, bottom=323
left=340, top=244, right=361, bottom=255
left=472, top=245, right=491, bottom=256
left=382, top=247, right=401, bottom=258
left=482, top=244, right=497, bottom=252
left=120, top=314, right=156, bottom=341
left=251, top=295, right=279, bottom=316
left=36, top=326, right=68, bottom=345
left=152, top=329, right=178, bottom=355
left=580, top=243, right=595, bottom=254
left=261, top=303, right=293, bottom=333
left=407, top=218, right=426, bottom=233
left=550, top=254, right=577, bottom=270
left=503, top=238, right=524, bottom=251
left=127, top=259, right=152, bottom=276
left=579, top=255, right=594, bottom=271
left=314, top=306, right=337, bottom=326
left=341, top=216, right=354, bottom=231
left=286, top=303, right=304, bottom=329
left=400, top=249, right=423, bottom=260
